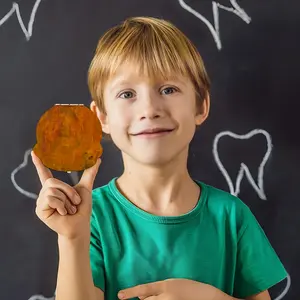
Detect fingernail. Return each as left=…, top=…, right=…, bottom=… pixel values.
left=74, top=195, right=81, bottom=204
left=70, top=206, right=77, bottom=214
left=118, top=292, right=124, bottom=299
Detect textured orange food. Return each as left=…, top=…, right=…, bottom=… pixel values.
left=33, top=104, right=102, bottom=171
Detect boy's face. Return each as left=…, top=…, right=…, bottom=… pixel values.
left=91, top=62, right=209, bottom=166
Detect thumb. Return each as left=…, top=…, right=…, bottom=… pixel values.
left=77, top=158, right=101, bottom=191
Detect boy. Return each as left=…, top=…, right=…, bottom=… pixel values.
left=32, top=16, right=287, bottom=300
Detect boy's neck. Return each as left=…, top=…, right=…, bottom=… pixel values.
left=116, top=151, right=200, bottom=216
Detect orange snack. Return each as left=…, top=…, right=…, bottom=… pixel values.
left=33, top=104, right=103, bottom=171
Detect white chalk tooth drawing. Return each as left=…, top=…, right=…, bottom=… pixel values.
left=0, top=0, right=43, bottom=41
left=178, top=0, right=251, bottom=50
left=11, top=148, right=38, bottom=199
left=213, top=129, right=291, bottom=298
left=11, top=148, right=79, bottom=199
left=28, top=295, right=55, bottom=300
left=213, top=129, right=272, bottom=200
left=274, top=273, right=291, bottom=300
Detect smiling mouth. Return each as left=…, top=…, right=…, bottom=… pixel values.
left=132, top=129, right=174, bottom=137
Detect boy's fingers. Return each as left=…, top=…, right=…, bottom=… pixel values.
left=38, top=195, right=67, bottom=216
left=47, top=196, right=67, bottom=216
left=118, top=282, right=163, bottom=299
left=31, top=151, right=53, bottom=186
left=42, top=179, right=81, bottom=206
left=46, top=187, right=78, bottom=215
left=78, top=158, right=101, bottom=191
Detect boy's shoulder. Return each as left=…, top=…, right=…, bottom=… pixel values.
left=196, top=180, right=254, bottom=230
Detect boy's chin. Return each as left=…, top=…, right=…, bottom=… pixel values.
left=120, top=143, right=189, bottom=166
left=131, top=152, right=181, bottom=167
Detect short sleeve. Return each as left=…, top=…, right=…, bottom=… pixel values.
left=90, top=209, right=105, bottom=292
left=233, top=204, right=288, bottom=298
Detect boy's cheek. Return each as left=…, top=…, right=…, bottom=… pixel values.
left=107, top=125, right=131, bottom=145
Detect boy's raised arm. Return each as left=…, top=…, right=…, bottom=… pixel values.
left=31, top=151, right=102, bottom=300
left=56, top=236, right=103, bottom=300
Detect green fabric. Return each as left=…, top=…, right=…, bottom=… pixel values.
left=90, top=178, right=287, bottom=300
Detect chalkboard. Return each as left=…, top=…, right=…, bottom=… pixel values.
left=1, top=0, right=298, bottom=299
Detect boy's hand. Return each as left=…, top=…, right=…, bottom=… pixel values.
left=32, top=151, right=101, bottom=240
left=118, top=278, right=231, bottom=300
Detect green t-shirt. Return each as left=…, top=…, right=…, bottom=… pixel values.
left=90, top=178, right=287, bottom=300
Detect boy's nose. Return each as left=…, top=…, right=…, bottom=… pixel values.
left=139, top=96, right=164, bottom=120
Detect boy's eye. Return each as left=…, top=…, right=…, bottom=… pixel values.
left=119, top=91, right=134, bottom=99
left=118, top=87, right=177, bottom=99
left=161, top=87, right=177, bottom=95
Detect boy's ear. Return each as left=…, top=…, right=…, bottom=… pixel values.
left=90, top=101, right=110, bottom=134
left=195, top=93, right=210, bottom=126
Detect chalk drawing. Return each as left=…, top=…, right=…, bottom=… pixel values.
left=213, top=129, right=291, bottom=298
left=178, top=0, right=251, bottom=50
left=213, top=129, right=272, bottom=200
left=11, top=148, right=79, bottom=200
left=11, top=148, right=38, bottom=199
left=28, top=295, right=55, bottom=300
left=274, top=273, right=291, bottom=300
left=0, top=0, right=43, bottom=41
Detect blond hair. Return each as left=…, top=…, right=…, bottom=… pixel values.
left=87, top=16, right=210, bottom=114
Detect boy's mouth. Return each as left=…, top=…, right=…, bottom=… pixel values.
left=131, top=127, right=174, bottom=136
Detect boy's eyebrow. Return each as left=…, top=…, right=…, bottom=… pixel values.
left=109, top=79, right=131, bottom=92
left=157, top=76, right=188, bottom=87
left=167, top=78, right=187, bottom=86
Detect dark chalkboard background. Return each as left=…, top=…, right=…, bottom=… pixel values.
left=0, top=0, right=298, bottom=299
